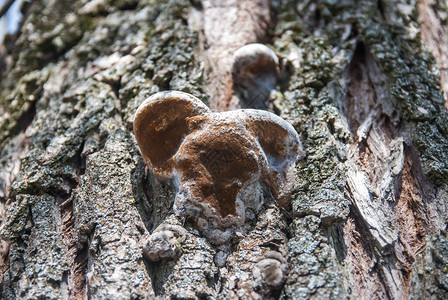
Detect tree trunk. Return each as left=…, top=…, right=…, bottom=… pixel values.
left=1, top=0, right=448, bottom=299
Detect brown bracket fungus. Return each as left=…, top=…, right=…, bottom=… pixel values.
left=232, top=43, right=280, bottom=109
left=142, top=224, right=187, bottom=262
left=134, top=91, right=304, bottom=244
left=252, top=251, right=288, bottom=288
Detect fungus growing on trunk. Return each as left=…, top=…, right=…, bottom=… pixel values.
left=253, top=251, right=288, bottom=288
left=134, top=91, right=303, bottom=244
left=142, top=224, right=187, bottom=262
left=232, top=43, right=280, bottom=109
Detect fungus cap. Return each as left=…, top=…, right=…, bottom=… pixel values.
left=133, top=90, right=210, bottom=178
left=133, top=91, right=303, bottom=244
left=231, top=43, right=281, bottom=109
left=232, top=43, right=279, bottom=78
left=142, top=224, right=187, bottom=262
left=253, top=251, right=288, bottom=288
left=232, top=43, right=279, bottom=82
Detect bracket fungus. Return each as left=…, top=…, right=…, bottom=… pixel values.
left=253, top=251, right=288, bottom=288
left=142, top=224, right=187, bottom=262
left=232, top=43, right=280, bottom=109
left=134, top=91, right=303, bottom=244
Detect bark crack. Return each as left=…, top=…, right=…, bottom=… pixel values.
left=342, top=42, right=437, bottom=299
left=59, top=195, right=88, bottom=300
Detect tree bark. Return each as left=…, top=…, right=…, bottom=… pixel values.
left=1, top=0, right=448, bottom=299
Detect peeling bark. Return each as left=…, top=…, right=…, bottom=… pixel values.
left=0, top=0, right=448, bottom=299
left=341, top=43, right=438, bottom=299
left=419, top=0, right=448, bottom=108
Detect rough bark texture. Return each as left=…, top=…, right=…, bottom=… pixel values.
left=0, top=0, right=448, bottom=299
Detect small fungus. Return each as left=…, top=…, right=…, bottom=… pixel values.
left=252, top=251, right=288, bottom=288
left=232, top=43, right=280, bottom=109
left=142, top=224, right=187, bottom=262
left=214, top=249, right=229, bottom=268
left=134, top=91, right=304, bottom=244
